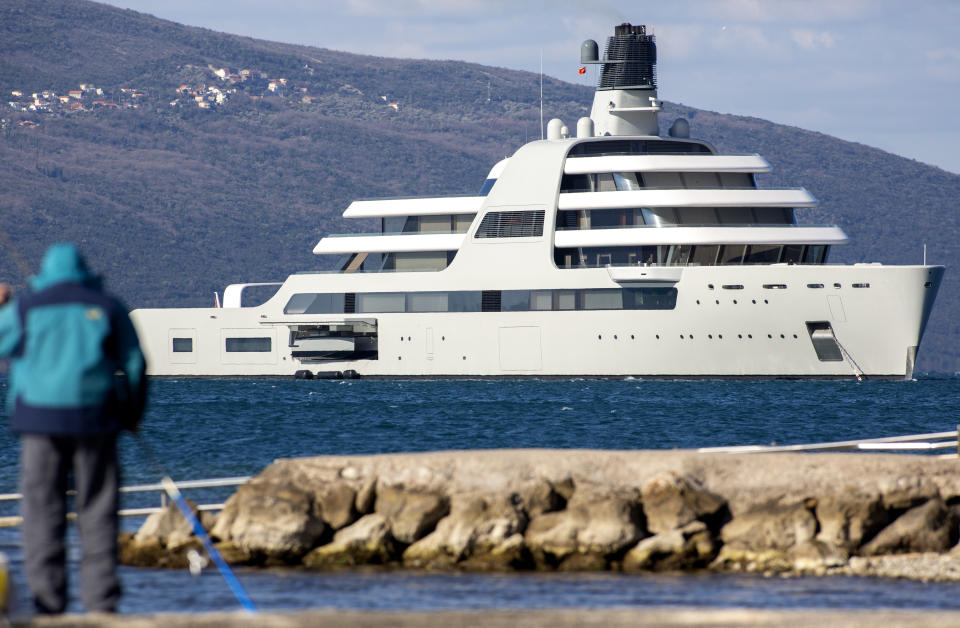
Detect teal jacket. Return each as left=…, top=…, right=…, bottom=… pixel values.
left=0, top=243, right=146, bottom=435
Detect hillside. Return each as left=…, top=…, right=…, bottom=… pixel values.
left=1, top=0, right=958, bottom=372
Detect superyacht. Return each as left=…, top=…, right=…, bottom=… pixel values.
left=131, top=23, right=943, bottom=379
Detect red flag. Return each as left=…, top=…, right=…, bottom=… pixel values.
left=578, top=67, right=586, bottom=75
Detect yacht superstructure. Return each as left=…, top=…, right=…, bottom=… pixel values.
left=131, top=23, right=943, bottom=379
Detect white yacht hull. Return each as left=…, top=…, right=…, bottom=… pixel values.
left=132, top=264, right=942, bottom=380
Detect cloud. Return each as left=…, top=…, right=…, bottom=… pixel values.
left=701, top=0, right=871, bottom=22
left=925, top=48, right=960, bottom=83
left=790, top=29, right=838, bottom=51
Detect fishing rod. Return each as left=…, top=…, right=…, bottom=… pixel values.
left=134, top=435, right=257, bottom=613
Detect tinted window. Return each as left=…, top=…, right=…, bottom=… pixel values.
left=172, top=338, right=193, bottom=353
left=225, top=337, right=271, bottom=352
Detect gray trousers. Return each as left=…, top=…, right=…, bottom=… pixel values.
left=20, top=434, right=120, bottom=613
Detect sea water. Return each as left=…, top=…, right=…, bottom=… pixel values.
left=1, top=376, right=959, bottom=614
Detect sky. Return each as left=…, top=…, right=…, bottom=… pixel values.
left=97, top=0, right=960, bottom=174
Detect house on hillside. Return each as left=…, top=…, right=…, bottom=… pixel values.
left=69, top=90, right=83, bottom=100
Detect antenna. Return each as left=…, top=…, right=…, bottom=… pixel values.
left=923, top=242, right=927, bottom=265
left=539, top=49, right=544, bottom=140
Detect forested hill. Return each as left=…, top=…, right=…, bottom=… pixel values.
left=1, top=0, right=959, bottom=371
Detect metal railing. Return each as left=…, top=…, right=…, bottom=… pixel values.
left=0, top=475, right=250, bottom=528
left=698, top=429, right=959, bottom=455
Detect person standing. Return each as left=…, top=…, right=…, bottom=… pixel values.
left=0, top=243, right=146, bottom=614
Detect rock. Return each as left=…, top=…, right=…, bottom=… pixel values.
left=878, top=476, right=941, bottom=510
left=525, top=489, right=644, bottom=568
left=815, top=492, right=890, bottom=553
left=622, top=521, right=716, bottom=571
left=374, top=484, right=449, bottom=544
left=214, top=541, right=256, bottom=565
left=517, top=481, right=567, bottom=517
left=787, top=540, right=849, bottom=573
left=860, top=498, right=958, bottom=556
left=119, top=531, right=202, bottom=569
left=135, top=499, right=198, bottom=548
left=315, top=482, right=358, bottom=530
left=355, top=477, right=377, bottom=515
left=211, top=482, right=327, bottom=560
left=846, top=553, right=960, bottom=581
left=640, top=472, right=727, bottom=534
left=720, top=498, right=818, bottom=551
left=403, top=493, right=529, bottom=570
left=303, top=513, right=399, bottom=568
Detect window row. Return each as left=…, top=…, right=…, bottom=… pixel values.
left=568, top=139, right=712, bottom=157
left=560, top=171, right=756, bottom=194
left=554, top=244, right=829, bottom=268
left=171, top=337, right=272, bottom=353
left=284, top=287, right=678, bottom=315
left=381, top=214, right=474, bottom=235
left=337, top=251, right=458, bottom=273
left=555, top=206, right=795, bottom=230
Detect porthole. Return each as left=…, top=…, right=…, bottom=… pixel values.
left=748, top=334, right=753, bottom=339
left=833, top=283, right=841, bottom=289
left=763, top=284, right=787, bottom=290
left=708, top=284, right=715, bottom=289
left=656, top=334, right=660, bottom=339
left=722, top=284, right=744, bottom=290
left=442, top=336, right=445, bottom=341
left=807, top=283, right=824, bottom=289
left=398, top=356, right=402, bottom=360
left=598, top=334, right=602, bottom=340
left=752, top=299, right=756, bottom=304
left=767, top=334, right=772, bottom=339
left=780, top=334, right=785, bottom=339
left=793, top=334, right=798, bottom=339
left=852, top=283, right=870, bottom=289
left=630, top=335, right=635, bottom=340
left=715, top=300, right=720, bottom=305
left=718, top=334, right=723, bottom=339
left=696, top=299, right=701, bottom=305
left=680, top=334, right=685, bottom=339
left=764, top=299, right=768, bottom=304
left=733, top=299, right=738, bottom=304
left=614, top=335, right=618, bottom=340
left=738, top=334, right=743, bottom=339
left=708, top=334, right=713, bottom=339
left=408, top=336, right=412, bottom=341
left=462, top=356, right=466, bottom=360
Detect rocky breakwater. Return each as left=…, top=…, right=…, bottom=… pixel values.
left=121, top=450, right=960, bottom=579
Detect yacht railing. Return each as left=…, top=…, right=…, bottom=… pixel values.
left=322, top=230, right=462, bottom=238
left=351, top=193, right=481, bottom=202
left=554, top=223, right=838, bottom=231
left=560, top=185, right=793, bottom=193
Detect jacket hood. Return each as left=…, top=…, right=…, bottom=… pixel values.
left=30, top=243, right=100, bottom=291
